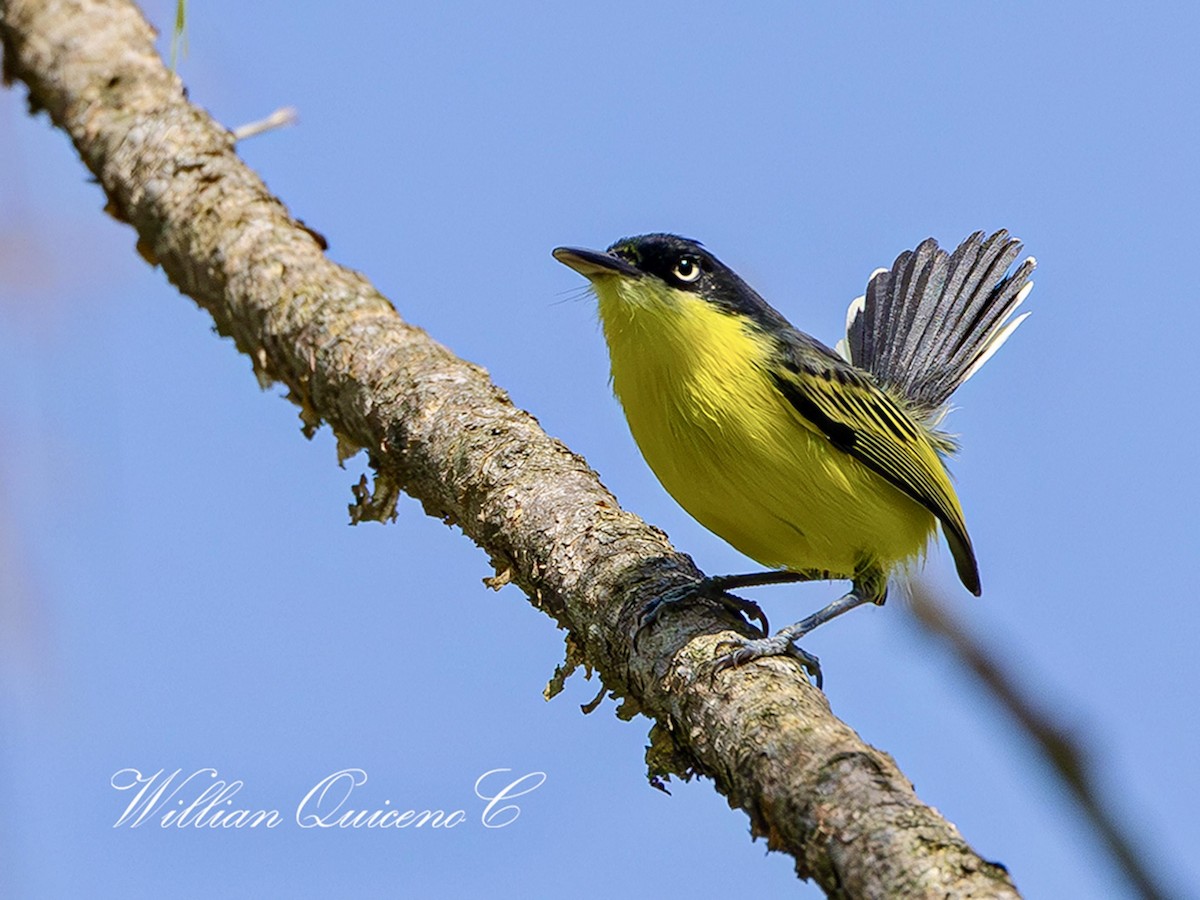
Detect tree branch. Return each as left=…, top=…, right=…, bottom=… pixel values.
left=0, top=1, right=1020, bottom=895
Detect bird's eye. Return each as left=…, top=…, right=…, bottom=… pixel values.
left=672, top=257, right=702, bottom=283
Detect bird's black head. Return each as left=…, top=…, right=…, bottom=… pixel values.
left=553, top=233, right=795, bottom=334
left=605, top=233, right=717, bottom=293
left=604, top=233, right=786, bottom=328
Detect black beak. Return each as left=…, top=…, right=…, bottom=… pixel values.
left=552, top=246, right=641, bottom=279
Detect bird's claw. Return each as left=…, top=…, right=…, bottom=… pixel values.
left=712, top=634, right=823, bottom=689
left=716, top=593, right=769, bottom=637
left=635, top=579, right=770, bottom=650
left=635, top=583, right=701, bottom=646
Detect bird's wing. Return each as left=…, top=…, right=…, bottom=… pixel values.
left=770, top=346, right=980, bottom=594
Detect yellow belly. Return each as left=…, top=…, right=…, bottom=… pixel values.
left=598, top=286, right=935, bottom=579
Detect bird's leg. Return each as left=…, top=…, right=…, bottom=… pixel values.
left=638, top=569, right=824, bottom=645
left=697, top=570, right=819, bottom=635
left=707, top=570, right=818, bottom=592
left=713, top=576, right=888, bottom=689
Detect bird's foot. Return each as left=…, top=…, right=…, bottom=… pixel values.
left=635, top=578, right=770, bottom=649
left=713, top=632, right=823, bottom=689
left=710, top=588, right=879, bottom=689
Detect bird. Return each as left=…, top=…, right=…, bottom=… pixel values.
left=553, top=231, right=1035, bottom=679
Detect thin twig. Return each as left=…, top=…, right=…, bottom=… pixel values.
left=232, top=106, right=297, bottom=141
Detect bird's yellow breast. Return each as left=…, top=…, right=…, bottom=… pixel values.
left=595, top=278, right=935, bottom=579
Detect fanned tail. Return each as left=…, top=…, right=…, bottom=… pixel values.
left=836, top=230, right=1036, bottom=427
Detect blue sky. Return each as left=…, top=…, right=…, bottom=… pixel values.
left=1, top=1, right=1197, bottom=896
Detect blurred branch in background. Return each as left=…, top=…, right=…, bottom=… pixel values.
left=908, top=585, right=1178, bottom=900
